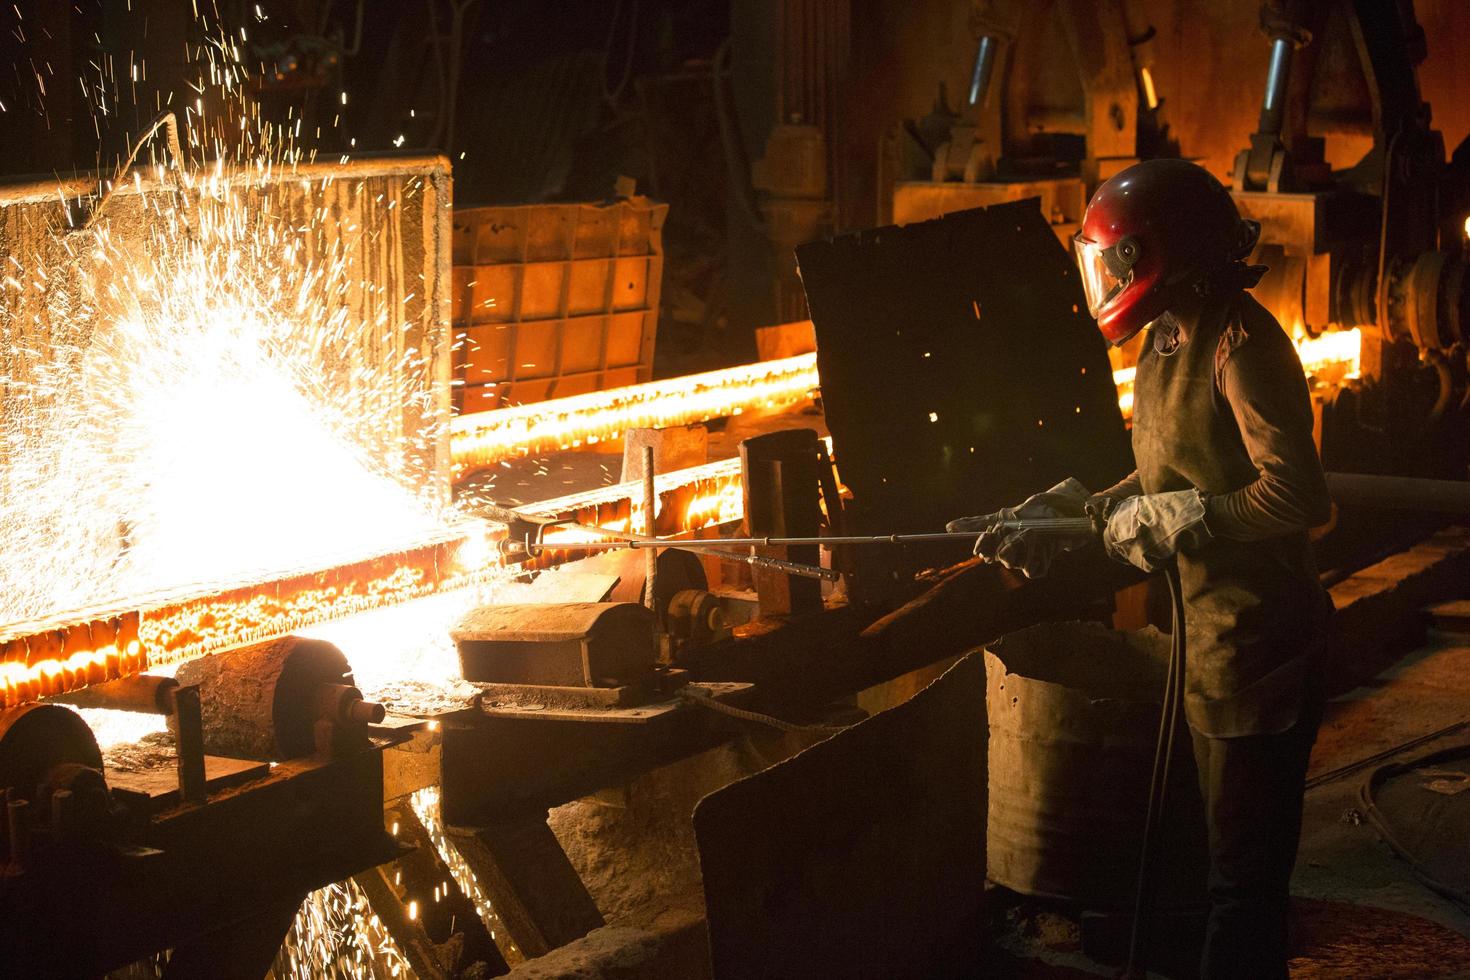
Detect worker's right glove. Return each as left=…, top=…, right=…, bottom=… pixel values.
left=1101, top=489, right=1213, bottom=573
left=946, top=478, right=1096, bottom=579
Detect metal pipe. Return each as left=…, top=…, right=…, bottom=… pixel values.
left=968, top=35, right=998, bottom=108
left=1325, top=472, right=1470, bottom=515
left=172, top=685, right=208, bottom=806
left=521, top=518, right=1097, bottom=553
left=1259, top=36, right=1293, bottom=135
left=52, top=673, right=179, bottom=714
left=643, top=446, right=658, bottom=618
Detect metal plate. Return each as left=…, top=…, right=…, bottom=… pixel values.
left=693, top=652, right=989, bottom=980
left=474, top=681, right=749, bottom=723
left=796, top=199, right=1131, bottom=539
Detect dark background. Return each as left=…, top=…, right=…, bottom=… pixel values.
left=3, top=0, right=1469, bottom=372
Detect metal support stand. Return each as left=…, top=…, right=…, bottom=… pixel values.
left=171, top=685, right=208, bottom=806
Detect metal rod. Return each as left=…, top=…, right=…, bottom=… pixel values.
left=968, top=35, right=998, bottom=107
left=500, top=507, right=841, bottom=580
left=172, top=685, right=208, bottom=806
left=642, top=446, right=659, bottom=618
left=52, top=673, right=178, bottom=714
left=1259, top=35, right=1293, bottom=134
left=531, top=518, right=1095, bottom=552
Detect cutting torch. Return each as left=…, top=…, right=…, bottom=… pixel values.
left=481, top=501, right=1103, bottom=582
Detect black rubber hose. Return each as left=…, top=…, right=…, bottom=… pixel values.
left=1126, top=563, right=1187, bottom=977
left=1358, top=745, right=1470, bottom=910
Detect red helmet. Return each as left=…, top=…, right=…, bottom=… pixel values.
left=1075, top=159, right=1261, bottom=346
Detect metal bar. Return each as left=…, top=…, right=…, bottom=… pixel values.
left=1260, top=36, right=1293, bottom=133
left=643, top=445, right=659, bottom=616
left=529, top=519, right=1096, bottom=552
left=968, top=35, right=998, bottom=107
left=172, top=684, right=208, bottom=806
left=1325, top=472, right=1470, bottom=515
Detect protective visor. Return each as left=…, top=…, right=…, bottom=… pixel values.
left=1073, top=234, right=1134, bottom=318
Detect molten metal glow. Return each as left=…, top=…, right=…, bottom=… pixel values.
left=1140, top=66, right=1159, bottom=110
left=0, top=453, right=749, bottom=708
left=450, top=354, right=819, bottom=476
left=1296, top=328, right=1362, bottom=381
left=1106, top=328, right=1359, bottom=422
left=1112, top=365, right=1137, bottom=420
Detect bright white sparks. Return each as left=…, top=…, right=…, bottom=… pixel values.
left=0, top=16, right=452, bottom=632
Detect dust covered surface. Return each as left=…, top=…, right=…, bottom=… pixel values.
left=103, top=731, right=177, bottom=773
left=547, top=732, right=817, bottom=929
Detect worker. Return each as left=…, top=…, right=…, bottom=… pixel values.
left=949, top=158, right=1332, bottom=980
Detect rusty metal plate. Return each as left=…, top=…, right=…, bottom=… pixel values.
left=693, top=652, right=988, bottom=980
left=796, top=199, right=1131, bottom=539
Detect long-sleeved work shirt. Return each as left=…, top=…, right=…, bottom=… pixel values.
left=1104, top=292, right=1333, bottom=737
left=1103, top=306, right=1331, bottom=538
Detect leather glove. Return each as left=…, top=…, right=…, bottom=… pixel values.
left=1102, top=489, right=1213, bottom=573
left=946, top=478, right=1096, bottom=579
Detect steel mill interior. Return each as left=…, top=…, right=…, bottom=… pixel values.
left=3, top=1, right=1470, bottom=978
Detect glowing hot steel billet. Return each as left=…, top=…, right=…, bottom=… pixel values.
left=449, top=353, right=821, bottom=476
left=0, top=452, right=751, bottom=708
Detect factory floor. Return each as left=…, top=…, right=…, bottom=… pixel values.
left=984, top=616, right=1470, bottom=979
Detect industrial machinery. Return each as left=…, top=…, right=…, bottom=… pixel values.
left=1, top=2, right=1468, bottom=975
left=0, top=642, right=397, bottom=977
left=886, top=0, right=1168, bottom=233
left=1227, top=0, right=1470, bottom=477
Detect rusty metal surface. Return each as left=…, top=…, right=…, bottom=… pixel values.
left=796, top=198, right=1131, bottom=551
left=451, top=602, right=651, bottom=644
left=451, top=198, right=668, bottom=412
left=0, top=154, right=454, bottom=497
left=445, top=816, right=605, bottom=959
left=353, top=800, right=510, bottom=979
left=173, top=636, right=361, bottom=762
left=0, top=739, right=399, bottom=977
left=453, top=602, right=655, bottom=688
left=0, top=702, right=103, bottom=802
left=439, top=682, right=753, bottom=824
left=693, top=651, right=989, bottom=980
left=984, top=621, right=1206, bottom=911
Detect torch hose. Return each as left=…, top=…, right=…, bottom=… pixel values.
left=1125, top=562, right=1187, bottom=978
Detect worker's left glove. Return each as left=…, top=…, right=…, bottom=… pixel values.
left=1101, top=489, right=1213, bottom=573
left=946, top=478, right=1096, bottom=579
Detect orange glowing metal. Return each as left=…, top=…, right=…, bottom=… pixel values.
left=3, top=325, right=1359, bottom=708
left=450, top=354, right=819, bottom=476
left=0, top=460, right=749, bottom=709
left=1107, top=328, right=1358, bottom=421
left=1296, top=328, right=1362, bottom=381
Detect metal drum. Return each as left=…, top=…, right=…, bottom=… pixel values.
left=985, top=621, right=1207, bottom=910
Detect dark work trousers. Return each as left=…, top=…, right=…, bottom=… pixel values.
left=1189, top=695, right=1322, bottom=980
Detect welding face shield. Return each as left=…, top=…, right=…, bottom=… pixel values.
left=1074, top=159, right=1256, bottom=348
left=1073, top=234, right=1140, bottom=327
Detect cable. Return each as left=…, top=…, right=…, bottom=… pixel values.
left=678, top=687, right=851, bottom=735
left=1126, top=562, right=1187, bottom=978
left=81, top=112, right=189, bottom=232
left=1358, top=744, right=1470, bottom=910
left=1306, top=718, right=1470, bottom=791
left=712, top=38, right=768, bottom=233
